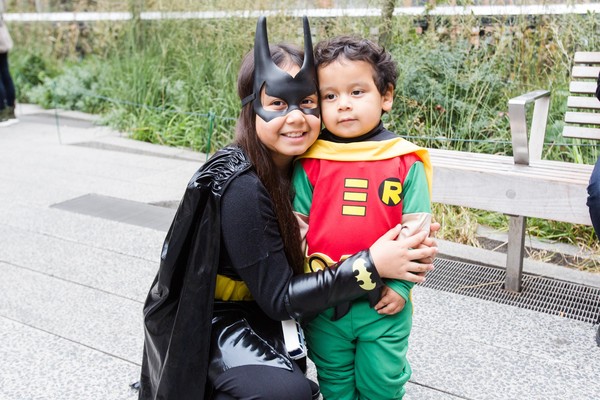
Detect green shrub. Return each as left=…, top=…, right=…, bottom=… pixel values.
left=28, top=60, right=105, bottom=113
left=11, top=52, right=58, bottom=103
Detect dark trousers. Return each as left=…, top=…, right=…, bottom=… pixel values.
left=212, top=362, right=318, bottom=400
left=587, top=158, right=600, bottom=236
left=0, top=52, right=15, bottom=109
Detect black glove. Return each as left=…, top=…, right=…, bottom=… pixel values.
left=284, top=250, right=383, bottom=321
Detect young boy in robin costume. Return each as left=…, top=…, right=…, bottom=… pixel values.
left=292, top=36, right=433, bottom=399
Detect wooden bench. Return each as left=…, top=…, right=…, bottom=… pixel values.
left=429, top=51, right=600, bottom=292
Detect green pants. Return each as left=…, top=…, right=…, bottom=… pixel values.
left=304, top=297, right=413, bottom=400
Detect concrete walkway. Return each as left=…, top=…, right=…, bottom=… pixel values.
left=1, top=105, right=599, bottom=400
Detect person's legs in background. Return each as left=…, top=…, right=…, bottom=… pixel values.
left=0, top=53, right=6, bottom=120
left=595, top=74, right=600, bottom=346
left=0, top=51, right=16, bottom=121
left=586, top=159, right=600, bottom=235
left=587, top=157, right=600, bottom=346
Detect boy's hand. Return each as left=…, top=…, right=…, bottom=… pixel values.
left=374, top=285, right=406, bottom=315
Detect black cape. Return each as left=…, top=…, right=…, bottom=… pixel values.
left=138, top=146, right=252, bottom=400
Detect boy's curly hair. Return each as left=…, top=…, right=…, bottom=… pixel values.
left=314, top=35, right=398, bottom=95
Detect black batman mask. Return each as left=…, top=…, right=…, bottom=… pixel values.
left=241, top=16, right=320, bottom=122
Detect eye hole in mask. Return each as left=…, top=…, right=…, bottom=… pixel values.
left=258, top=82, right=319, bottom=121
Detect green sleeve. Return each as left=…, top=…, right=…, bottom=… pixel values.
left=402, top=161, right=432, bottom=214
left=385, top=279, right=414, bottom=302
left=292, top=161, right=313, bottom=215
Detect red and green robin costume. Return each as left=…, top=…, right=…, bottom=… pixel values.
left=292, top=123, right=432, bottom=400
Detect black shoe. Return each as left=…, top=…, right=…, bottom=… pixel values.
left=7, top=106, right=15, bottom=119
left=0, top=106, right=15, bottom=121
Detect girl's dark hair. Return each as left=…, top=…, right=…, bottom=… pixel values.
left=235, top=43, right=305, bottom=275
left=314, top=35, right=398, bottom=95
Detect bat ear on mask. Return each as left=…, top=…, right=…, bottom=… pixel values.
left=241, top=16, right=320, bottom=122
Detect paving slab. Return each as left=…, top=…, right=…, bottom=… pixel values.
left=0, top=261, right=143, bottom=362
left=1, top=203, right=166, bottom=263
left=409, top=287, right=600, bottom=400
left=0, top=224, right=158, bottom=302
left=0, top=317, right=139, bottom=400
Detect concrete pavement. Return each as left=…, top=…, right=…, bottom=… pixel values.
left=1, top=104, right=599, bottom=400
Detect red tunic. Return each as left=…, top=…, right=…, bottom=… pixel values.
left=293, top=137, right=432, bottom=272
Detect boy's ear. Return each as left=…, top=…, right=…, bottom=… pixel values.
left=381, top=84, right=394, bottom=112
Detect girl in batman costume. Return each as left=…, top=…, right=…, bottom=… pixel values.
left=138, top=16, right=437, bottom=400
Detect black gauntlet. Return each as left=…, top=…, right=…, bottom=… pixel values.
left=284, top=250, right=383, bottom=321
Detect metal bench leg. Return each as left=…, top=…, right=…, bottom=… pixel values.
left=505, top=215, right=526, bottom=292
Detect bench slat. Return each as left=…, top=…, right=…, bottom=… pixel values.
left=564, top=111, right=600, bottom=125
left=562, top=125, right=600, bottom=140
left=432, top=166, right=592, bottom=225
left=571, top=66, right=600, bottom=79
left=431, top=162, right=592, bottom=185
left=430, top=153, right=595, bottom=175
left=429, top=150, right=593, bottom=183
left=567, top=96, right=600, bottom=110
left=569, top=81, right=599, bottom=94
left=573, top=52, right=600, bottom=64
left=429, top=148, right=595, bottom=171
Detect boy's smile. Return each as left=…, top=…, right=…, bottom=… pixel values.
left=318, top=58, right=393, bottom=139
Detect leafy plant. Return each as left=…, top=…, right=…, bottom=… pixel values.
left=28, top=60, right=105, bottom=112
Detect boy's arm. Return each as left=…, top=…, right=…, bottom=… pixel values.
left=292, top=161, right=314, bottom=254
left=386, top=160, right=432, bottom=299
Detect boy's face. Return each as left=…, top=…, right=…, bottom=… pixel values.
left=317, top=58, right=393, bottom=139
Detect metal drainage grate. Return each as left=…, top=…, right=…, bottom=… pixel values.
left=420, top=258, right=600, bottom=324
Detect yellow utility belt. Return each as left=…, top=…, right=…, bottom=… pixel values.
left=215, top=274, right=254, bottom=301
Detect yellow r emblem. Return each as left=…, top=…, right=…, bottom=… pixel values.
left=352, top=258, right=376, bottom=290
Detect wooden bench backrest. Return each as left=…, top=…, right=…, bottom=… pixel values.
left=563, top=51, right=600, bottom=140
